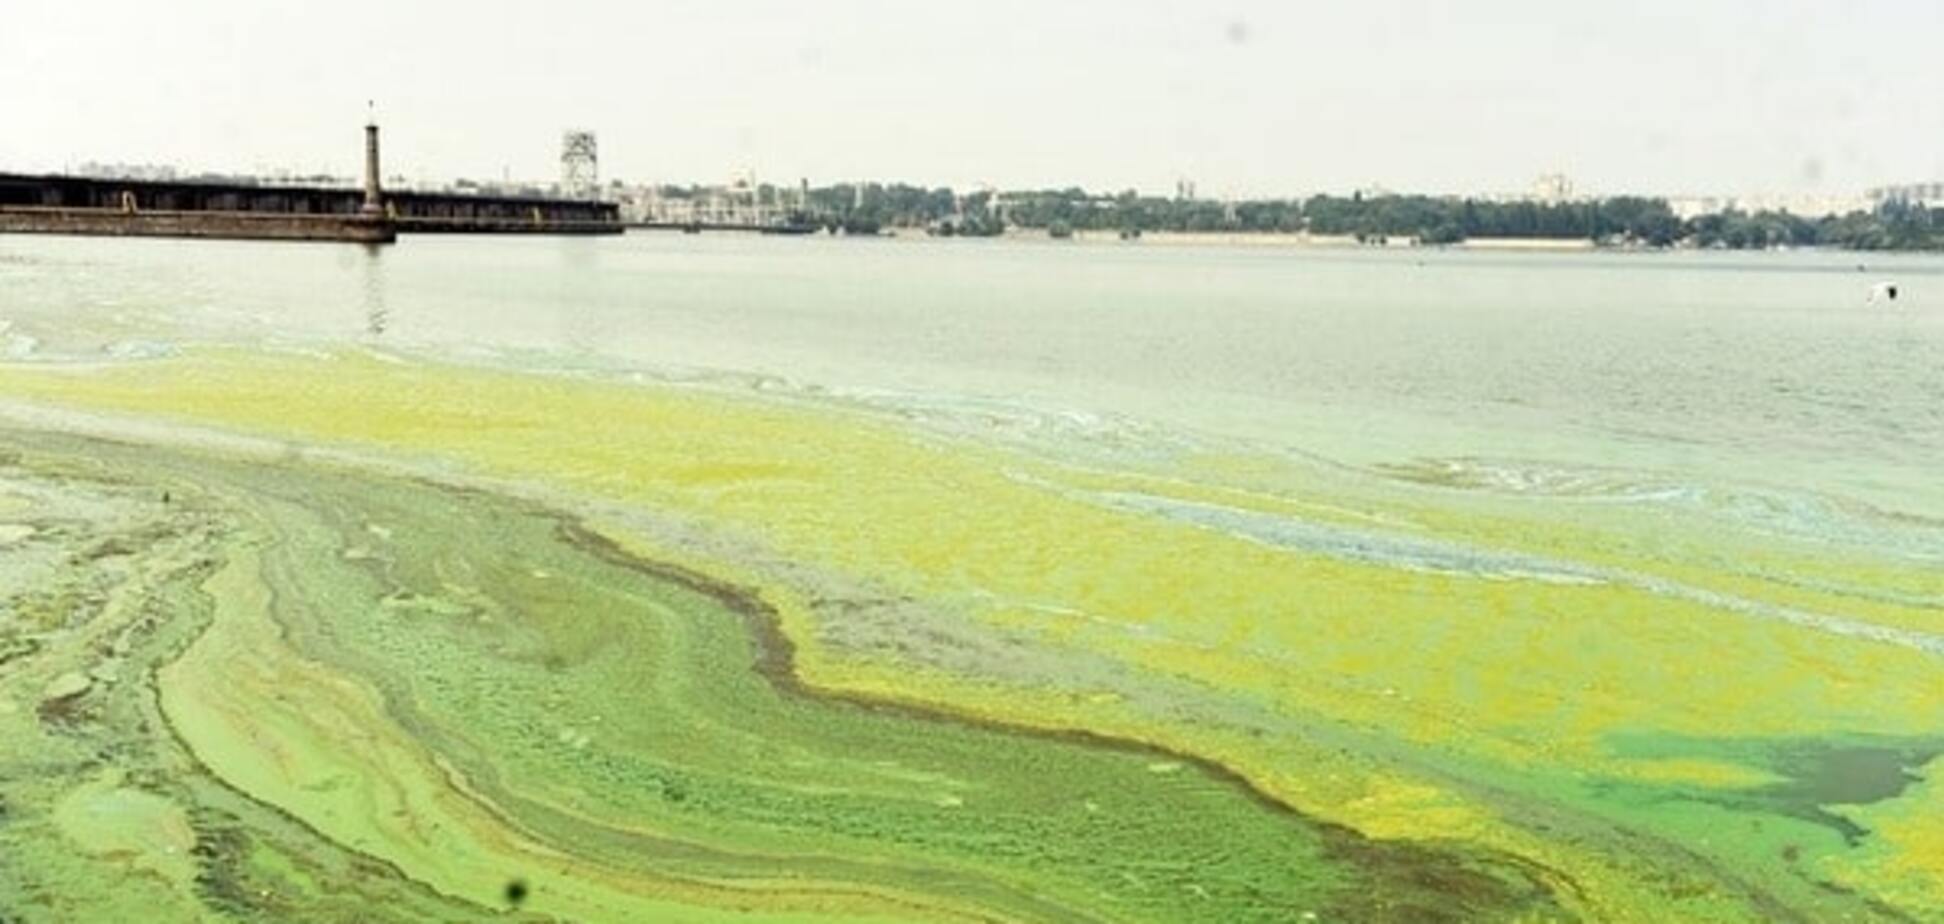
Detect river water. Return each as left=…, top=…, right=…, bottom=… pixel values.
left=3, top=233, right=1942, bottom=517
left=7, top=230, right=1944, bottom=922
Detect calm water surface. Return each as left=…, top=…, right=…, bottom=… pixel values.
left=3, top=233, right=1941, bottom=514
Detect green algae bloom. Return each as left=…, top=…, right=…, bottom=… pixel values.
left=0, top=348, right=1939, bottom=922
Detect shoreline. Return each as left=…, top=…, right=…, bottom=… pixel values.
left=884, top=227, right=1605, bottom=251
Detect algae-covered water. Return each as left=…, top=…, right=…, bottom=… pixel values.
left=1, top=234, right=1941, bottom=922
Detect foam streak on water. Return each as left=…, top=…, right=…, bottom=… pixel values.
left=1091, top=480, right=1944, bottom=653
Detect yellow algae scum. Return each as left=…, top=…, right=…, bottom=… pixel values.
left=0, top=348, right=1940, bottom=922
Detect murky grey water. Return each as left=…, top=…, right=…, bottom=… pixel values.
left=1610, top=733, right=1944, bottom=844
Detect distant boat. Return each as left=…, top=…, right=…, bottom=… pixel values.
left=1869, top=281, right=1900, bottom=302
left=760, top=222, right=818, bottom=236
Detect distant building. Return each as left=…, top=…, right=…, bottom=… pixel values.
left=1470, top=174, right=1584, bottom=206
left=1666, top=192, right=1869, bottom=219
left=1530, top=173, right=1575, bottom=204
left=75, top=162, right=182, bottom=182
left=1666, top=196, right=1731, bottom=220
left=1868, top=182, right=1944, bottom=209
left=613, top=176, right=802, bottom=228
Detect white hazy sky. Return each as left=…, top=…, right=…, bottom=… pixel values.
left=4, top=0, right=1940, bottom=197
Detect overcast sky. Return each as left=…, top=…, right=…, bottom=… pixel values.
left=4, top=1, right=1940, bottom=197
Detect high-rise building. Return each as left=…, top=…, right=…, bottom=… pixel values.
left=560, top=130, right=599, bottom=200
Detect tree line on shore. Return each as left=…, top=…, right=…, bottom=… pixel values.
left=649, top=182, right=1943, bottom=250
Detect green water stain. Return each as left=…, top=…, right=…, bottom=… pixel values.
left=1571, top=727, right=1944, bottom=921
left=1607, top=733, right=1942, bottom=844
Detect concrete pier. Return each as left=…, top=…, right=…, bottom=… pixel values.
left=0, top=175, right=622, bottom=241
left=0, top=206, right=394, bottom=243
left=0, top=124, right=621, bottom=243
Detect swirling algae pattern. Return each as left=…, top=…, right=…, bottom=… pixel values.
left=0, top=349, right=1939, bottom=922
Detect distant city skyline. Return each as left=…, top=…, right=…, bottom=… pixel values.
left=4, top=1, right=1941, bottom=199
